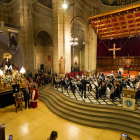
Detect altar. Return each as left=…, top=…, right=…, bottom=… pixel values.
left=0, top=52, right=26, bottom=108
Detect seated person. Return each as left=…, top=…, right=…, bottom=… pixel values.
left=77, top=78, right=81, bottom=91
left=135, top=87, right=140, bottom=102
left=71, top=81, right=76, bottom=94
left=98, top=82, right=106, bottom=98
left=110, top=84, right=120, bottom=101
left=64, top=78, right=69, bottom=90
left=98, top=79, right=102, bottom=88
left=86, top=79, right=92, bottom=91
left=118, top=81, right=122, bottom=94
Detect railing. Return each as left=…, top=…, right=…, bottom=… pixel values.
left=4, top=23, right=21, bottom=30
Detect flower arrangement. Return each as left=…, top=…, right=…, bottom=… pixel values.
left=2, top=75, right=14, bottom=84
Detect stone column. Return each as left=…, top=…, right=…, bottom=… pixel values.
left=80, top=49, right=82, bottom=71
left=84, top=42, right=89, bottom=71
left=88, top=26, right=97, bottom=71
left=52, top=0, right=71, bottom=74
left=21, top=0, right=36, bottom=74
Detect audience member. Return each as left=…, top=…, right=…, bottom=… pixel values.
left=47, top=131, right=58, bottom=140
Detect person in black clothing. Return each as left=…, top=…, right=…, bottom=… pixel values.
left=135, top=87, right=140, bottom=102
left=77, top=78, right=81, bottom=91
left=87, top=78, right=92, bottom=91
left=53, top=76, right=58, bottom=88
left=98, top=79, right=102, bottom=88
left=132, top=76, right=137, bottom=88
left=81, top=77, right=87, bottom=99
left=118, top=81, right=122, bottom=94
left=36, top=76, right=41, bottom=88
left=110, top=84, right=120, bottom=101
left=23, top=86, right=30, bottom=109
left=98, top=82, right=106, bottom=98
left=71, top=80, right=76, bottom=94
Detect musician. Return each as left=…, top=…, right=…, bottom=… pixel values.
left=110, top=77, right=114, bottom=85
left=105, top=75, right=108, bottom=81
left=53, top=76, right=58, bottom=88
left=126, top=78, right=130, bottom=87
left=132, top=76, right=137, bottom=87
left=99, top=72, right=104, bottom=77
left=59, top=76, right=64, bottom=87
left=110, top=71, right=114, bottom=78
left=98, top=82, right=106, bottom=98
left=64, top=78, right=69, bottom=90
left=135, top=86, right=140, bottom=102
left=77, top=78, right=81, bottom=91
left=86, top=78, right=92, bottom=91
left=110, top=84, right=120, bottom=101
left=98, top=78, right=102, bottom=88
left=118, top=81, right=122, bottom=95
left=81, top=77, right=87, bottom=99
left=71, top=80, right=76, bottom=94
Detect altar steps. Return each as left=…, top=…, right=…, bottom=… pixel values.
left=38, top=88, right=140, bottom=138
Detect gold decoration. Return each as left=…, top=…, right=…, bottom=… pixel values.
left=3, top=52, right=12, bottom=60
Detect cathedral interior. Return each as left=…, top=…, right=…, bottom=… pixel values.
left=1, top=0, right=140, bottom=140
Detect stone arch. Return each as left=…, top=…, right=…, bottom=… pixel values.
left=70, top=16, right=89, bottom=42
left=34, top=27, right=53, bottom=43
left=35, top=30, right=53, bottom=72
left=0, top=34, right=24, bottom=69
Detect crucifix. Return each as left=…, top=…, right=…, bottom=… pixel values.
left=109, top=43, right=121, bottom=59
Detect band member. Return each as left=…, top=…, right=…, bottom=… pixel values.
left=98, top=82, right=106, bottom=98
left=110, top=84, right=120, bottom=101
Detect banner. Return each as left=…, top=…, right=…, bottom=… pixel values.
left=122, top=97, right=135, bottom=111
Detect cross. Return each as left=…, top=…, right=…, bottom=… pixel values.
left=109, top=43, right=121, bottom=59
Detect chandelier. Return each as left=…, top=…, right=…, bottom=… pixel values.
left=70, top=3, right=78, bottom=46
left=70, top=34, right=78, bottom=46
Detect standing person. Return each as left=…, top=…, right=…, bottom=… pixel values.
left=117, top=70, right=121, bottom=79
left=81, top=77, right=87, bottom=99
left=30, top=85, right=38, bottom=108
left=47, top=131, right=58, bottom=140
left=23, top=86, right=30, bottom=109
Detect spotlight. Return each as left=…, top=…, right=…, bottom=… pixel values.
left=62, top=0, right=68, bottom=9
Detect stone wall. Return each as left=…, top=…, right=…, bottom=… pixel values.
left=0, top=0, right=99, bottom=75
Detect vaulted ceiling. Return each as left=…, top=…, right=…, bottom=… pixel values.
left=89, top=4, right=140, bottom=40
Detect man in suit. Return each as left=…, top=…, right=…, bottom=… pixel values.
left=23, top=86, right=30, bottom=109
left=81, top=77, right=87, bottom=99
left=117, top=70, right=121, bottom=79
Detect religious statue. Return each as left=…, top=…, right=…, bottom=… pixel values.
left=8, top=32, right=18, bottom=55
left=59, top=56, right=66, bottom=74
left=109, top=43, right=121, bottom=59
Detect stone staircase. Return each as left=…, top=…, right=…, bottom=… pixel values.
left=38, top=86, right=140, bottom=138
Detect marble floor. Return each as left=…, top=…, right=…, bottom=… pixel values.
left=0, top=100, right=140, bottom=140
left=53, top=87, right=140, bottom=110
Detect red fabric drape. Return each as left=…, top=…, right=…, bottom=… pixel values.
left=97, top=36, right=140, bottom=56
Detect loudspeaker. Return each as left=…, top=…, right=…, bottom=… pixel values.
left=40, top=64, right=44, bottom=72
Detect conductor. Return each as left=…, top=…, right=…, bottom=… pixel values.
left=81, top=77, right=86, bottom=99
